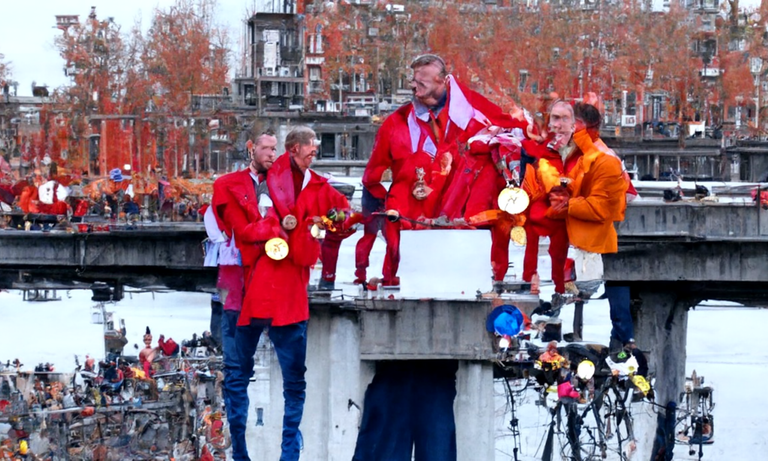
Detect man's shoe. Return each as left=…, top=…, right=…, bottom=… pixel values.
left=382, top=276, right=400, bottom=288
left=317, top=279, right=335, bottom=291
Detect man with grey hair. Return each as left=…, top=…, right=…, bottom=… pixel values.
left=356, top=54, right=522, bottom=461
left=228, top=126, right=354, bottom=461
left=362, top=53, right=516, bottom=289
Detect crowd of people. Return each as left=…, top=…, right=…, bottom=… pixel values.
left=0, top=323, right=225, bottom=460
left=0, top=160, right=210, bottom=227
left=203, top=53, right=637, bottom=461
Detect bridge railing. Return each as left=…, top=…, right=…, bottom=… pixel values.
left=620, top=196, right=768, bottom=240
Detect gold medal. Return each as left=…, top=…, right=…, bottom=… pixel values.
left=497, top=187, right=530, bottom=215
left=265, top=237, right=289, bottom=260
left=510, top=226, right=526, bottom=246
left=282, top=215, right=297, bottom=230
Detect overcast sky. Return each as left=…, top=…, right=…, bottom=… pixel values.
left=0, top=0, right=763, bottom=96
left=0, top=0, right=289, bottom=95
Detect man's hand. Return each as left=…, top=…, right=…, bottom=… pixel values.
left=548, top=186, right=570, bottom=217
left=549, top=196, right=569, bottom=216
left=583, top=92, right=600, bottom=109
left=439, top=151, right=452, bottom=175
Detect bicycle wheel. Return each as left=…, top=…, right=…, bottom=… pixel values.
left=505, top=376, right=530, bottom=394
left=560, top=433, right=599, bottom=461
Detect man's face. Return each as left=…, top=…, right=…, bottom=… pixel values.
left=250, top=135, right=277, bottom=172
left=410, top=63, right=447, bottom=107
left=549, top=103, right=575, bottom=137
left=291, top=142, right=318, bottom=172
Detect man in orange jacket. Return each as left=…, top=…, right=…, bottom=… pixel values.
left=520, top=100, right=582, bottom=305
left=550, top=102, right=632, bottom=348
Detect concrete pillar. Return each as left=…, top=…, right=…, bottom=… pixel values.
left=325, top=314, right=368, bottom=461
left=455, top=361, right=495, bottom=461
left=632, top=289, right=691, bottom=461
left=245, top=309, right=371, bottom=461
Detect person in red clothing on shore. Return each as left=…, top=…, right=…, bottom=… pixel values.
left=362, top=54, right=523, bottom=288
left=226, top=126, right=353, bottom=461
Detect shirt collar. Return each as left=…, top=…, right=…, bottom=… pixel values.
left=412, top=89, right=447, bottom=121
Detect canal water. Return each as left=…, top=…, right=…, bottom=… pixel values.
left=1, top=232, right=767, bottom=459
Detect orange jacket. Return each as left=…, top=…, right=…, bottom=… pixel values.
left=562, top=130, right=628, bottom=254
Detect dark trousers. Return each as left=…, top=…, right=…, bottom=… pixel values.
left=229, top=320, right=308, bottom=461
left=605, top=284, right=634, bottom=344
left=221, top=310, right=239, bottom=415
left=352, top=361, right=458, bottom=461
left=210, top=299, right=223, bottom=346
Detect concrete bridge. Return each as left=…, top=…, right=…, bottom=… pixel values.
left=1, top=200, right=767, bottom=460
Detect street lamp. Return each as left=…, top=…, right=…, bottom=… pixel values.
left=750, top=56, right=762, bottom=138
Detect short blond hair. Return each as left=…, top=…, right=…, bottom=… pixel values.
left=285, top=126, right=318, bottom=151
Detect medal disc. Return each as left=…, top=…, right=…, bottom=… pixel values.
left=497, top=187, right=530, bottom=215
left=510, top=226, right=527, bottom=246
left=265, top=237, right=289, bottom=260
left=282, top=215, right=297, bottom=230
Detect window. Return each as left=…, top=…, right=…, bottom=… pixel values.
left=309, top=66, right=321, bottom=81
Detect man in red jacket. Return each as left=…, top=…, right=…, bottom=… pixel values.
left=355, top=55, right=519, bottom=461
left=208, top=131, right=277, bottom=461
left=226, top=126, right=352, bottom=461
left=362, top=54, right=519, bottom=288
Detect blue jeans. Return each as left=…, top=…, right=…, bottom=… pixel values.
left=229, top=319, right=308, bottom=461
left=352, top=361, right=458, bottom=461
left=605, top=284, right=634, bottom=344
left=221, top=310, right=239, bottom=415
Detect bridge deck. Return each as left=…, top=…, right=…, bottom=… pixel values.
left=1, top=200, right=768, bottom=301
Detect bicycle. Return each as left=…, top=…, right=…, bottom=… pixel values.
left=550, top=372, right=640, bottom=461
left=674, top=373, right=714, bottom=460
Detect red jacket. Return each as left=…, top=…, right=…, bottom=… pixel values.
left=238, top=154, right=349, bottom=326
left=440, top=126, right=528, bottom=221
left=212, top=169, right=264, bottom=274
left=363, top=76, right=517, bottom=220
